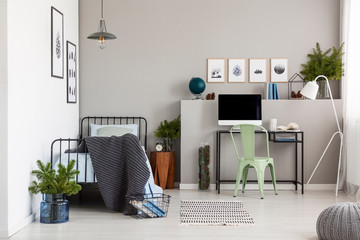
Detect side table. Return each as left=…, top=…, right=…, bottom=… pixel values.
left=150, top=151, right=175, bottom=189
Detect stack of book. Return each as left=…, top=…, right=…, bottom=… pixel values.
left=266, top=83, right=280, bottom=100
left=275, top=133, right=296, bottom=141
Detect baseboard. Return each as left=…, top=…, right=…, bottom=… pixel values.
left=304, top=184, right=336, bottom=190
left=179, top=183, right=337, bottom=191
left=7, top=209, right=39, bottom=238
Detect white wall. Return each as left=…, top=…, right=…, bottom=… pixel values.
left=79, top=0, right=341, bottom=183
left=1, top=0, right=79, bottom=237
left=0, top=0, right=8, bottom=236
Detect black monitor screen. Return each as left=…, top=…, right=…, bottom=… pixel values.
left=218, top=94, right=262, bottom=120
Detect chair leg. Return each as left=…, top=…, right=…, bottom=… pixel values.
left=256, top=169, right=265, bottom=199
left=234, top=162, right=244, bottom=197
left=242, top=167, right=249, bottom=193
left=269, top=163, right=278, bottom=195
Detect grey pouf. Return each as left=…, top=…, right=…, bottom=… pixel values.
left=317, top=202, right=360, bottom=240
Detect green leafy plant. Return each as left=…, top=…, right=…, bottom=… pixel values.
left=28, top=160, right=81, bottom=196
left=300, top=42, right=344, bottom=81
left=154, top=115, right=181, bottom=151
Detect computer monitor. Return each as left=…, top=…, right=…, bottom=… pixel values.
left=218, top=94, right=262, bottom=126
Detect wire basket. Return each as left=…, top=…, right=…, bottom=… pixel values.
left=128, top=193, right=171, bottom=218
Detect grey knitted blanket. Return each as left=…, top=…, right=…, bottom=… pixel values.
left=82, top=134, right=150, bottom=213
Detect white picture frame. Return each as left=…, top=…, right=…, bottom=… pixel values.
left=51, top=7, right=64, bottom=78
left=67, top=41, right=77, bottom=103
left=207, top=59, right=225, bottom=83
left=249, top=59, right=267, bottom=83
left=228, top=59, right=246, bottom=83
left=271, top=58, right=288, bottom=82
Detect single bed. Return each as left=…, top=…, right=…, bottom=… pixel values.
left=50, top=116, right=161, bottom=194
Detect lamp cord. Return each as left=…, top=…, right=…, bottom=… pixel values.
left=101, top=0, right=104, bottom=19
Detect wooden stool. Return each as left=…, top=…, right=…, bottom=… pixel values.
left=150, top=151, right=175, bottom=189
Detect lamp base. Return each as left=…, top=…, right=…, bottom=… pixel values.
left=306, top=131, right=343, bottom=196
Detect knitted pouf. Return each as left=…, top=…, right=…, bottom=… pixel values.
left=317, top=202, right=360, bottom=240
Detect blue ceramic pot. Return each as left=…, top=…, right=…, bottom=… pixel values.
left=40, top=193, right=69, bottom=223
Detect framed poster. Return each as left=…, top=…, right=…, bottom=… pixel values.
left=207, top=59, right=225, bottom=83
left=271, top=58, right=288, bottom=82
left=228, top=59, right=246, bottom=83
left=249, top=59, right=267, bottom=83
left=51, top=7, right=64, bottom=78
left=67, top=41, right=77, bottom=103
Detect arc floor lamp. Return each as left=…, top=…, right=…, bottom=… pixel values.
left=300, top=75, right=343, bottom=196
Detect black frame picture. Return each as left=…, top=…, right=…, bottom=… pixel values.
left=51, top=7, right=64, bottom=78
left=66, top=41, right=77, bottom=103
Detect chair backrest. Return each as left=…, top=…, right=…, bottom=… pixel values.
left=230, top=124, right=270, bottom=161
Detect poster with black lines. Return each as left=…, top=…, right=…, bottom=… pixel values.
left=67, top=41, right=76, bottom=103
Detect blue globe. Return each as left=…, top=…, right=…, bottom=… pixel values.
left=189, top=77, right=206, bottom=95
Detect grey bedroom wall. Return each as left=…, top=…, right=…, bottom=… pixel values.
left=79, top=0, right=340, bottom=183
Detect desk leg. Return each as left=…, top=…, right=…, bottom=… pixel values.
left=216, top=132, right=220, bottom=194
left=301, top=132, right=304, bottom=194
left=295, top=135, right=298, bottom=191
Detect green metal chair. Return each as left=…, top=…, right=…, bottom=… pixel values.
left=230, top=124, right=278, bottom=199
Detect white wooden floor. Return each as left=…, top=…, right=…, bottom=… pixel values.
left=9, top=189, right=353, bottom=240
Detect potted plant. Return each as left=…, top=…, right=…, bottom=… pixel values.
left=300, top=42, right=344, bottom=98
left=152, top=115, right=180, bottom=189
left=154, top=115, right=181, bottom=152
left=28, top=159, right=81, bottom=223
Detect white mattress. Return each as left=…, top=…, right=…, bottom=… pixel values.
left=55, top=153, right=96, bottom=183
left=55, top=150, right=162, bottom=194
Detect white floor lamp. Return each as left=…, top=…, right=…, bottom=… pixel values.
left=300, top=75, right=343, bottom=196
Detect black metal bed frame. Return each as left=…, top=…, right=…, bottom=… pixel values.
left=50, top=116, right=147, bottom=186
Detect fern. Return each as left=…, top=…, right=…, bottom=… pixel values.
left=154, top=115, right=181, bottom=151
left=300, top=42, right=344, bottom=81
left=28, top=159, right=82, bottom=196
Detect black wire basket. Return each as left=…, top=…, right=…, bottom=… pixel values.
left=127, top=193, right=171, bottom=218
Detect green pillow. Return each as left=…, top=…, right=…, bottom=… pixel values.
left=90, top=123, right=138, bottom=137
left=96, top=126, right=134, bottom=137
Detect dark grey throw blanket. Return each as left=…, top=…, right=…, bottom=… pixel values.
left=74, top=134, right=150, bottom=213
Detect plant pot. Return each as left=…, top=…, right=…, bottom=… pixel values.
left=317, top=80, right=330, bottom=99
left=40, top=193, right=69, bottom=223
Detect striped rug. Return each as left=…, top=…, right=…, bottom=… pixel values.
left=180, top=200, right=254, bottom=226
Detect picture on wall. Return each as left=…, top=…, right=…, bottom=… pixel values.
left=228, top=59, right=246, bottom=83
left=67, top=41, right=77, bottom=103
left=249, top=59, right=267, bottom=83
left=51, top=7, right=64, bottom=78
left=207, top=59, right=225, bottom=83
left=271, top=58, right=288, bottom=82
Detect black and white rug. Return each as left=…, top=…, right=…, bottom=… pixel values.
left=180, top=200, right=255, bottom=226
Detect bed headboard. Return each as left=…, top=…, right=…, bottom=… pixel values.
left=80, top=116, right=148, bottom=150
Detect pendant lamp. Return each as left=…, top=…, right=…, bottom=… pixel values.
left=87, top=0, right=117, bottom=49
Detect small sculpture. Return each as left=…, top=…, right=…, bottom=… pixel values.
left=205, top=92, right=215, bottom=100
